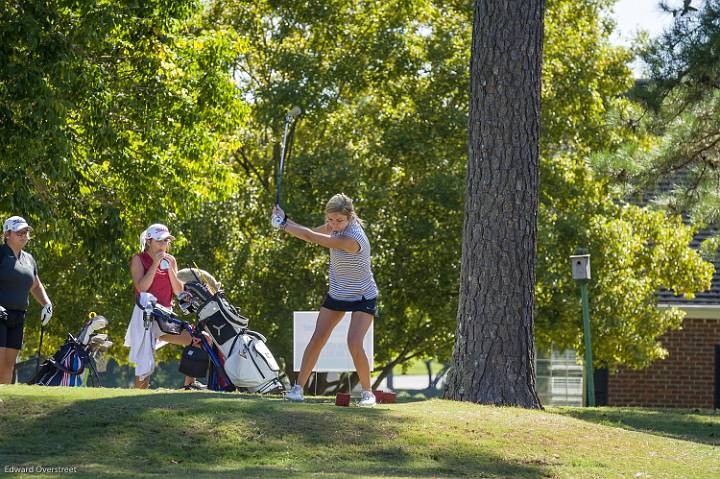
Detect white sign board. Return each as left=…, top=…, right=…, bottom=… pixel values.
left=293, top=311, right=374, bottom=372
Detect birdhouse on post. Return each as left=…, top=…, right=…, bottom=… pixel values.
left=570, top=254, right=591, bottom=281
left=570, top=252, right=594, bottom=406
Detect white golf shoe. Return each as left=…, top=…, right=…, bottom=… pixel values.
left=286, top=384, right=304, bottom=402
left=358, top=390, right=376, bottom=407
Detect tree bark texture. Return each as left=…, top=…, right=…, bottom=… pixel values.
left=444, top=0, right=545, bottom=408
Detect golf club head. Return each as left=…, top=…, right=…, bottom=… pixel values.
left=89, top=334, right=108, bottom=346
left=285, top=106, right=301, bottom=121
left=91, top=316, right=108, bottom=330
left=97, top=340, right=113, bottom=353
left=89, top=339, right=113, bottom=353
left=81, top=316, right=109, bottom=345
left=176, top=290, right=194, bottom=315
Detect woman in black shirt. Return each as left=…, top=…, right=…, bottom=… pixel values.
left=0, top=216, right=52, bottom=384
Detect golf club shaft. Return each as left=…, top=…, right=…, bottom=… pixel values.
left=276, top=117, right=292, bottom=206
left=35, top=326, right=45, bottom=373
left=275, top=106, right=301, bottom=207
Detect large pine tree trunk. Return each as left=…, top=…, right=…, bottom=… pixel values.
left=444, top=0, right=545, bottom=407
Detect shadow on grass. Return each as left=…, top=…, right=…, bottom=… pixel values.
left=0, top=389, right=555, bottom=478
left=394, top=388, right=444, bottom=403
left=553, top=407, right=720, bottom=446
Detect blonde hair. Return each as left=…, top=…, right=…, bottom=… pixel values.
left=139, top=228, right=172, bottom=253
left=325, top=193, right=364, bottom=227
left=139, top=229, right=148, bottom=252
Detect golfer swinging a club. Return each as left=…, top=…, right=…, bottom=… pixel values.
left=272, top=193, right=378, bottom=406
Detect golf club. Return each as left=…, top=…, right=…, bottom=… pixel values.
left=35, top=326, right=44, bottom=374
left=80, top=316, right=108, bottom=345
left=89, top=334, right=108, bottom=346
left=275, top=106, right=302, bottom=207
left=96, top=340, right=113, bottom=353
left=90, top=339, right=113, bottom=353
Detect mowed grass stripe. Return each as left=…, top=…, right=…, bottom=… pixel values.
left=0, top=385, right=718, bottom=478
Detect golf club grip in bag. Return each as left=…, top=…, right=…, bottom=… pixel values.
left=223, top=330, right=283, bottom=394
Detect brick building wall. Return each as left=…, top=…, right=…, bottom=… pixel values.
left=608, top=318, right=720, bottom=408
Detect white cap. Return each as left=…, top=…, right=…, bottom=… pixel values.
left=145, top=224, right=175, bottom=242
left=3, top=216, right=32, bottom=233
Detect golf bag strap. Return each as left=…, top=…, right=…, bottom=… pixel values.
left=47, top=358, right=83, bottom=376
left=48, top=345, right=90, bottom=375
left=227, top=332, right=244, bottom=357
left=245, top=330, right=266, bottom=342
left=246, top=344, right=266, bottom=380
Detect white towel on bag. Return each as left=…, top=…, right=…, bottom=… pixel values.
left=124, top=292, right=168, bottom=380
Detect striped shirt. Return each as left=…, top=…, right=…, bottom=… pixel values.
left=328, top=220, right=378, bottom=301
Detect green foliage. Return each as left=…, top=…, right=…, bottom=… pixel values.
left=536, top=155, right=713, bottom=369
left=0, top=0, right=248, bottom=358
left=628, top=0, right=720, bottom=223
left=533, top=0, right=712, bottom=369
left=542, top=0, right=637, bottom=155
left=202, top=0, right=467, bottom=372
left=0, top=0, right=712, bottom=376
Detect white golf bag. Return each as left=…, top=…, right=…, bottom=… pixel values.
left=223, top=330, right=284, bottom=393
left=181, top=280, right=284, bottom=393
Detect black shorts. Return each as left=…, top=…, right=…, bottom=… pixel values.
left=322, top=294, right=377, bottom=316
left=0, top=310, right=26, bottom=350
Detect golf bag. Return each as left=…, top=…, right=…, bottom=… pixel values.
left=29, top=315, right=111, bottom=387
left=179, top=280, right=284, bottom=393
left=198, top=292, right=249, bottom=347
left=223, top=330, right=284, bottom=393
left=142, top=301, right=234, bottom=390
left=182, top=281, right=249, bottom=356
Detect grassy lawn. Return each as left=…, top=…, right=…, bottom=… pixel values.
left=0, top=385, right=718, bottom=478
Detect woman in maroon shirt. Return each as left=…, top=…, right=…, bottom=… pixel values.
left=128, top=224, right=198, bottom=389
left=130, top=224, right=182, bottom=309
